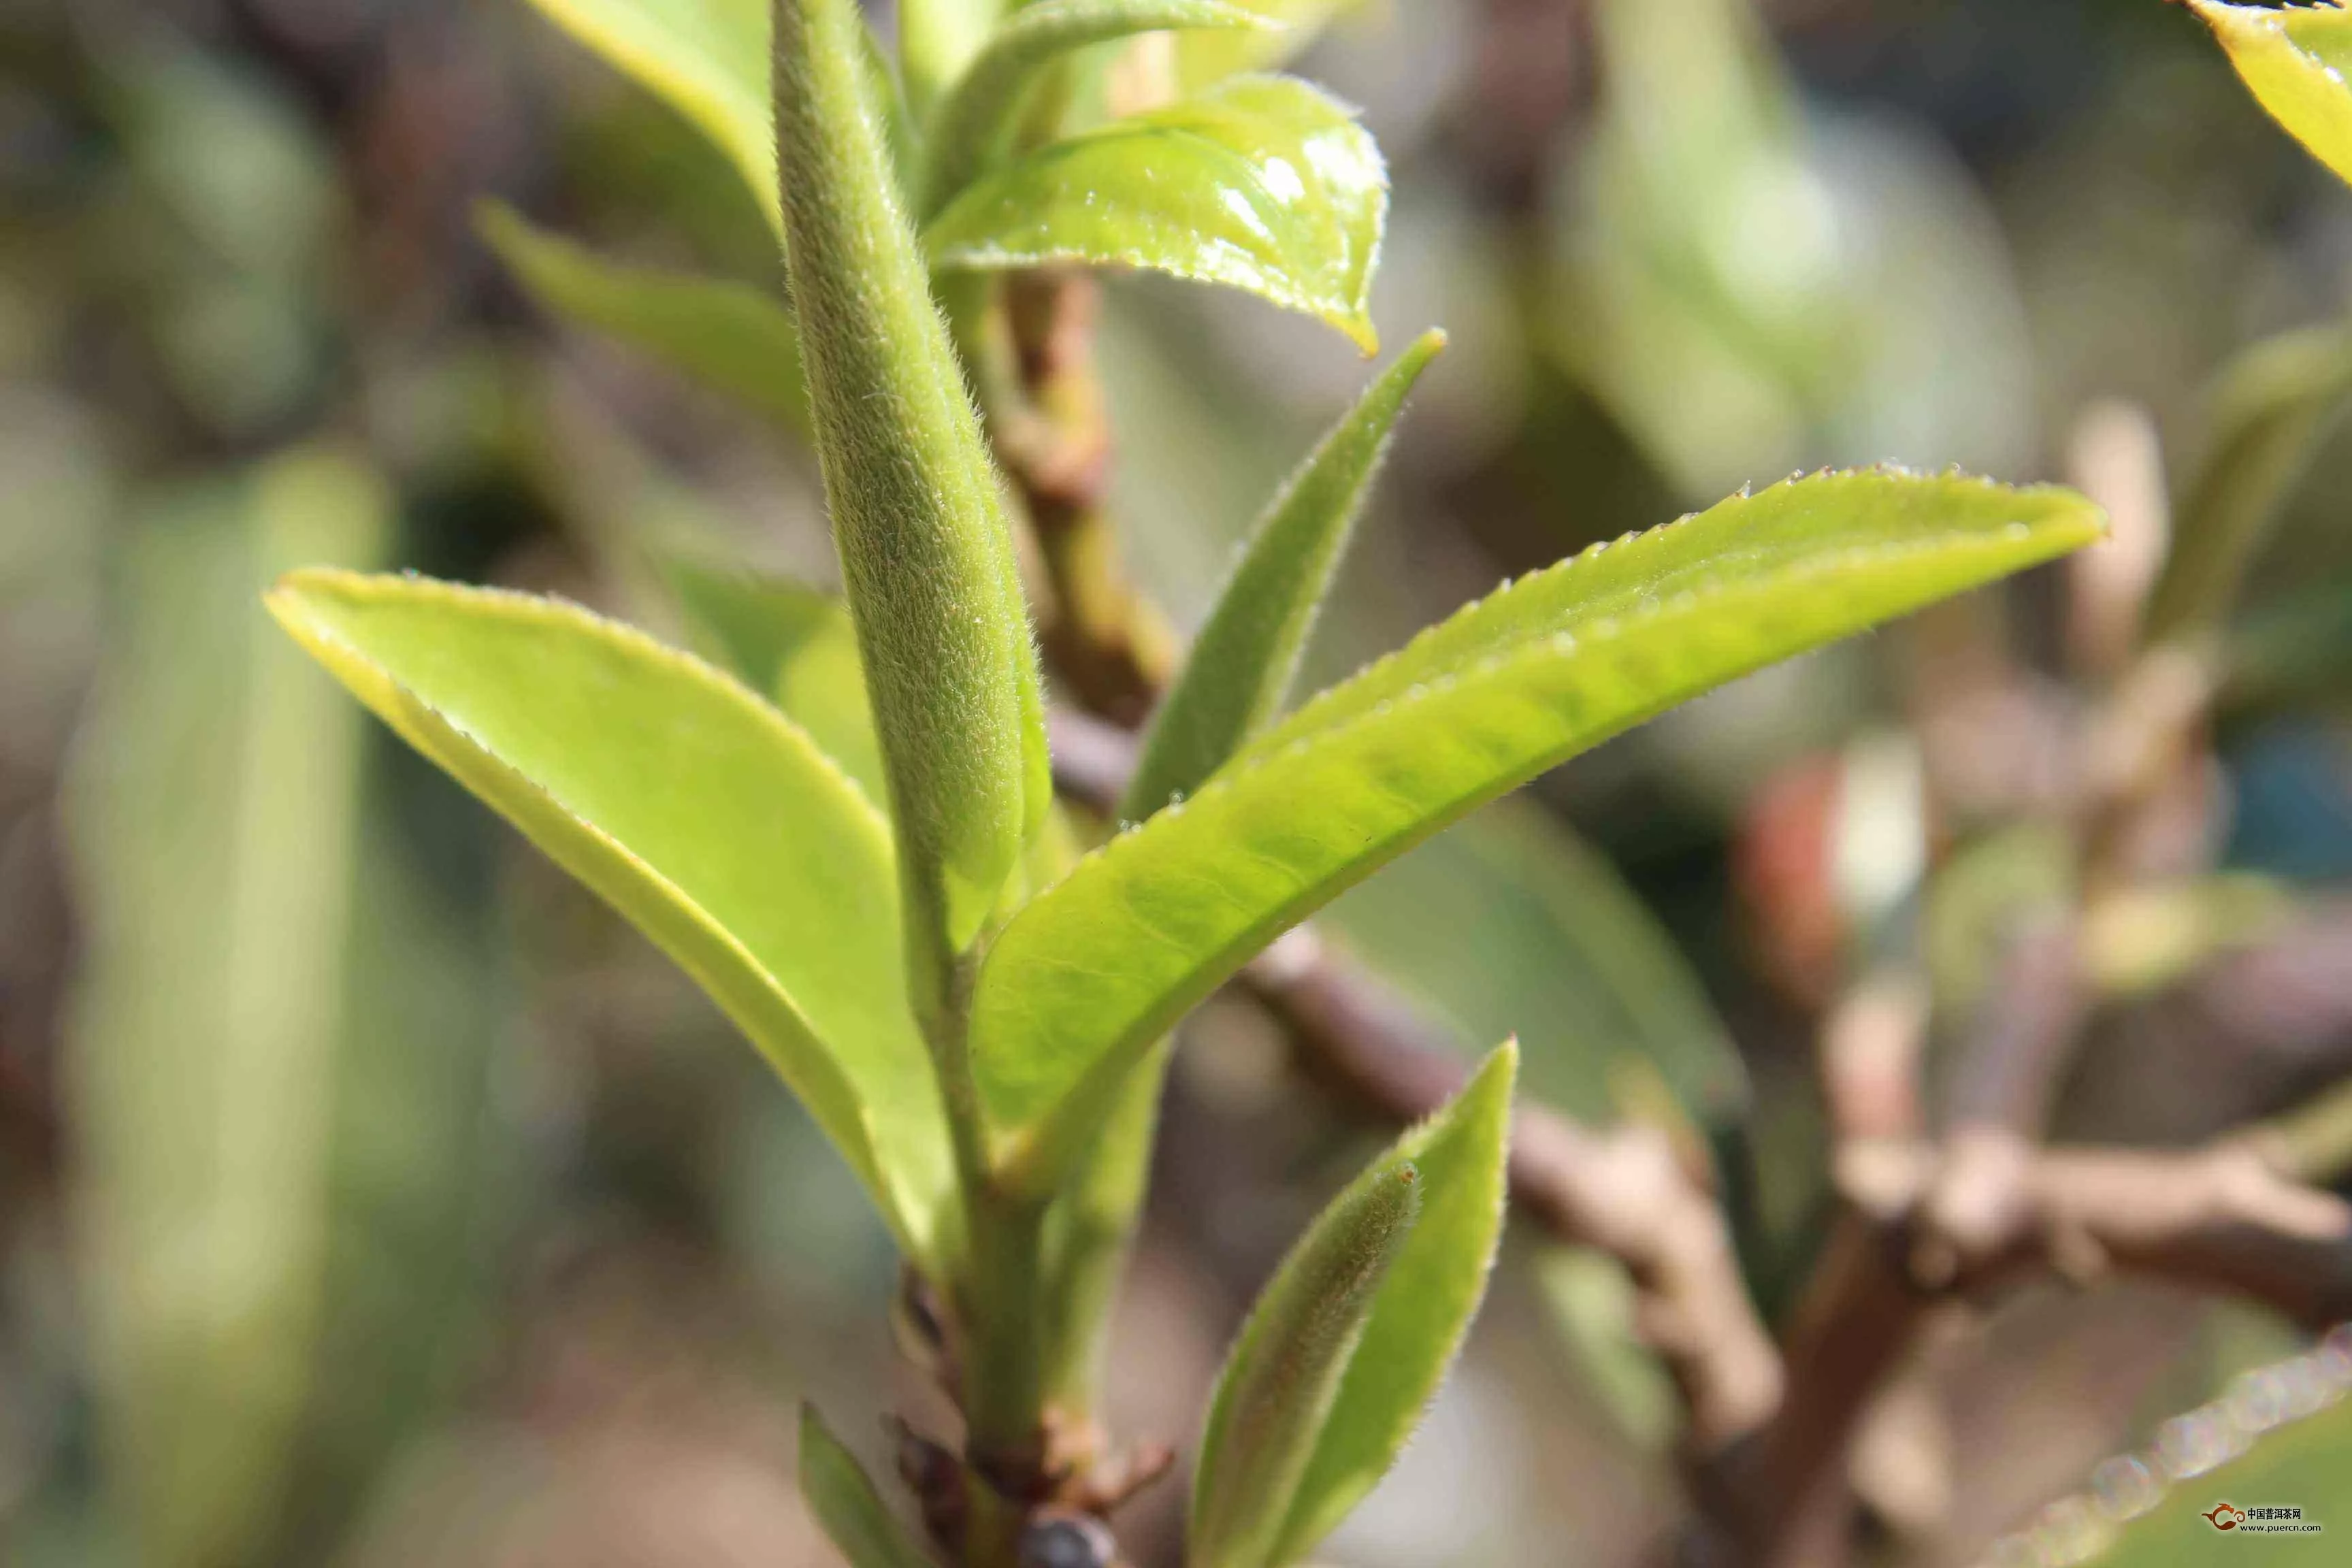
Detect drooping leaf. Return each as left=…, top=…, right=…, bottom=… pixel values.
left=71, top=453, right=383, bottom=1568
left=918, top=0, right=1275, bottom=220
left=1174, top=0, right=1365, bottom=91
left=1189, top=1152, right=1423, bottom=1568
left=1321, top=796, right=1745, bottom=1126
left=1266, top=1042, right=1516, bottom=1567
left=663, top=560, right=887, bottom=803
left=926, top=74, right=1388, bottom=352
left=798, top=1405, right=939, bottom=1568
left=2192, top=0, right=2352, bottom=188
left=478, top=203, right=808, bottom=433
left=975, top=470, right=2102, bottom=1192
left=775, top=0, right=1051, bottom=968
left=517, top=0, right=776, bottom=226
left=266, top=572, right=957, bottom=1267
left=1123, top=329, right=1443, bottom=819
left=2144, top=323, right=2352, bottom=644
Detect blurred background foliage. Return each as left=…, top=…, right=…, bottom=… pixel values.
left=3, top=0, right=2351, bottom=1564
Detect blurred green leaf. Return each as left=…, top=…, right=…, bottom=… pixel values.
left=267, top=572, right=958, bottom=1267
left=919, top=0, right=1275, bottom=219
left=975, top=471, right=2102, bottom=1194
left=1038, top=1039, right=1169, bottom=1409
left=517, top=0, right=777, bottom=227
left=69, top=451, right=384, bottom=1568
left=900, top=0, right=1003, bottom=123
left=1532, top=1245, right=1678, bottom=1453
left=1174, top=0, right=1365, bottom=91
left=2008, top=1377, right=2352, bottom=1565
left=1124, top=329, right=1443, bottom=819
left=2145, top=323, right=2352, bottom=644
left=1267, top=1042, right=1516, bottom=1566
left=798, top=1405, right=938, bottom=1568
left=2193, top=0, right=2352, bottom=188
left=663, top=561, right=887, bottom=804
left=1321, top=796, right=1744, bottom=1126
left=926, top=75, right=1388, bottom=352
left=2223, top=576, right=2352, bottom=713
left=1190, top=1150, right=1422, bottom=1568
left=776, top=0, right=1051, bottom=963
left=478, top=204, right=808, bottom=433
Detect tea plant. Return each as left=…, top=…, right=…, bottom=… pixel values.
left=267, top=0, right=2110, bottom=1563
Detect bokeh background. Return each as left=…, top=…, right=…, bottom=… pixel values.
left=5, top=0, right=2352, bottom=1564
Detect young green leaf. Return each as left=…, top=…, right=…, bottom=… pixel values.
left=517, top=0, right=777, bottom=227
left=975, top=470, right=2102, bottom=1193
left=1189, top=1154, right=1422, bottom=1568
left=1266, top=1041, right=1517, bottom=1565
left=2192, top=1, right=2352, bottom=188
left=773, top=0, right=1051, bottom=966
left=478, top=204, right=808, bottom=433
left=663, top=561, right=887, bottom=804
left=798, top=1405, right=939, bottom=1568
left=917, top=0, right=1275, bottom=220
left=1123, top=329, right=1443, bottom=819
left=925, top=75, right=1388, bottom=351
left=265, top=572, right=957, bottom=1267
left=2143, top=323, right=2352, bottom=645
left=898, top=0, right=1003, bottom=125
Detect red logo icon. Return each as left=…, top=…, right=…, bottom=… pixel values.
left=2204, top=1503, right=2247, bottom=1531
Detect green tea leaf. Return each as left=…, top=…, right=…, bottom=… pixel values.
left=266, top=572, right=957, bottom=1267
left=899, top=0, right=1003, bottom=125
left=1189, top=1152, right=1422, bottom=1568
left=2192, top=1, right=2352, bottom=188
left=975, top=470, right=2101, bottom=1192
left=1321, top=797, right=1744, bottom=1126
left=517, top=0, right=776, bottom=226
left=663, top=561, right=887, bottom=804
left=918, top=0, right=1275, bottom=220
left=71, top=453, right=383, bottom=1568
left=926, top=75, right=1388, bottom=351
left=1267, top=1042, right=1516, bottom=1566
left=1174, top=0, right=1365, bottom=91
left=2144, top=323, right=2352, bottom=644
left=798, top=1405, right=938, bottom=1568
left=478, top=203, right=808, bottom=433
left=1124, top=329, right=1443, bottom=819
left=775, top=0, right=1051, bottom=968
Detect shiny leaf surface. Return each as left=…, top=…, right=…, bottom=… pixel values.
left=926, top=74, right=1388, bottom=351
left=1124, top=329, right=1443, bottom=819
left=975, top=471, right=2102, bottom=1192
left=919, top=0, right=1274, bottom=219
left=478, top=204, right=808, bottom=433
left=2193, top=1, right=2352, bottom=187
left=267, top=572, right=956, bottom=1266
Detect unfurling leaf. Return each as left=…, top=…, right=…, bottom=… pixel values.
left=2192, top=1, right=2352, bottom=188
left=926, top=74, right=1388, bottom=350
left=2144, top=323, right=2352, bottom=644
left=1189, top=1154, right=1422, bottom=1568
left=1264, top=1042, right=1517, bottom=1565
left=975, top=471, right=2102, bottom=1194
left=798, top=1405, right=938, bottom=1568
left=918, top=0, right=1275, bottom=220
left=664, top=562, right=887, bottom=804
left=478, top=204, right=808, bottom=433
left=517, top=0, right=777, bottom=226
left=1124, top=328, right=1443, bottom=819
left=773, top=0, right=1050, bottom=969
left=265, top=572, right=957, bottom=1267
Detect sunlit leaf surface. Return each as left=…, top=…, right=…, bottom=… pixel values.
left=2193, top=1, right=2352, bottom=188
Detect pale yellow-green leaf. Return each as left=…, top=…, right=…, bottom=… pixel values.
left=2193, top=1, right=2352, bottom=188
